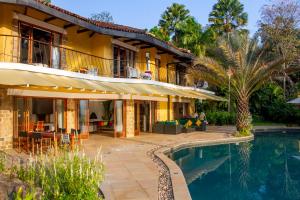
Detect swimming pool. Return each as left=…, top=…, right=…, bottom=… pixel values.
left=169, top=133, right=300, bottom=200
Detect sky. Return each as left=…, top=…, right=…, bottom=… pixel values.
left=52, top=0, right=270, bottom=35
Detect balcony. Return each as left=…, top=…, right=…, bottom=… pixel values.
left=0, top=34, right=114, bottom=77
left=0, top=34, right=187, bottom=85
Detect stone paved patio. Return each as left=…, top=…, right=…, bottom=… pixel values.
left=82, top=126, right=238, bottom=200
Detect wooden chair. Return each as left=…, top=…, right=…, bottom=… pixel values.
left=18, top=131, right=30, bottom=153
left=71, top=129, right=82, bottom=147
left=60, top=133, right=71, bottom=150
left=31, top=132, right=51, bottom=155
left=36, top=121, right=44, bottom=132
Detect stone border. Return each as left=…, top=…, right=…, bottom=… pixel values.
left=153, top=135, right=254, bottom=200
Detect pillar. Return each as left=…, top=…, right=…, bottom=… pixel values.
left=125, top=99, right=134, bottom=137
left=0, top=89, right=13, bottom=150
left=67, top=99, right=76, bottom=133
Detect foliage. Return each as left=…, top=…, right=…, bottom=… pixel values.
left=186, top=32, right=293, bottom=136
left=16, top=149, right=104, bottom=200
left=149, top=26, right=170, bottom=41
left=259, top=0, right=300, bottom=61
left=0, top=152, right=5, bottom=172
left=150, top=3, right=217, bottom=55
left=206, top=111, right=236, bottom=125
left=209, top=0, right=248, bottom=35
left=258, top=0, right=300, bottom=98
left=41, top=0, right=51, bottom=4
left=158, top=3, right=191, bottom=43
left=13, top=187, right=36, bottom=200
left=250, top=83, right=300, bottom=124
left=175, top=18, right=217, bottom=56
left=91, top=11, right=114, bottom=23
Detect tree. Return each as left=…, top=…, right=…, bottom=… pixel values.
left=158, top=3, right=191, bottom=43
left=186, top=33, right=288, bottom=136
left=259, top=0, right=300, bottom=98
left=90, top=11, right=114, bottom=23
left=176, top=18, right=217, bottom=55
left=209, top=0, right=248, bottom=35
left=149, top=26, right=170, bottom=41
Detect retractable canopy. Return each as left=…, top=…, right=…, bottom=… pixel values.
left=0, top=65, right=226, bottom=101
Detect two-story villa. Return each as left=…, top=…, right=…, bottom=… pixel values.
left=0, top=0, right=223, bottom=149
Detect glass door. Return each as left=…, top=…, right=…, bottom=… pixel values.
left=78, top=100, right=89, bottom=134
left=114, top=100, right=124, bottom=137
left=55, top=99, right=66, bottom=131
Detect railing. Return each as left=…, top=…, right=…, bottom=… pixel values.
left=0, top=34, right=187, bottom=84
left=0, top=34, right=114, bottom=76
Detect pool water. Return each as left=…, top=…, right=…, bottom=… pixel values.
left=170, top=133, right=300, bottom=200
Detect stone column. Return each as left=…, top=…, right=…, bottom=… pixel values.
left=187, top=100, right=195, bottom=115
left=67, top=99, right=76, bottom=133
left=125, top=99, right=134, bottom=138
left=0, top=89, right=13, bottom=150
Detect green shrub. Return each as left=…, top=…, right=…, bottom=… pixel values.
left=206, top=111, right=236, bottom=125
left=0, top=152, right=5, bottom=172
left=16, top=149, right=104, bottom=200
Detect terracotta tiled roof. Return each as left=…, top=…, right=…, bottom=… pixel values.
left=35, top=0, right=193, bottom=56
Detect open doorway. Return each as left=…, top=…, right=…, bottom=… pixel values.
left=88, top=100, right=126, bottom=138
left=88, top=100, right=114, bottom=136
left=134, top=101, right=156, bottom=135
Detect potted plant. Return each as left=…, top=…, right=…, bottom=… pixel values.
left=182, top=120, right=195, bottom=133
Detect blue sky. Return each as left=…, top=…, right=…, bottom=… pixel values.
left=52, top=0, right=269, bottom=35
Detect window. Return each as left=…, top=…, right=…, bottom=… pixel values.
left=146, top=52, right=150, bottom=71
left=176, top=65, right=186, bottom=86
left=19, top=23, right=62, bottom=68
left=155, top=58, right=161, bottom=81
left=113, top=45, right=136, bottom=78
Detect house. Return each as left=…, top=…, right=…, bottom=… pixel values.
left=0, top=0, right=222, bottom=149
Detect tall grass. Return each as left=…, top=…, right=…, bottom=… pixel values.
left=16, top=148, right=104, bottom=200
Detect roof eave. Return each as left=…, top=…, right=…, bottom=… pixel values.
left=0, top=0, right=194, bottom=60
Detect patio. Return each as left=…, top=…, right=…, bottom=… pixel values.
left=82, top=126, right=239, bottom=200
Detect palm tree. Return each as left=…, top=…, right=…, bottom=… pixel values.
left=158, top=3, right=191, bottom=43
left=209, top=0, right=248, bottom=35
left=186, top=33, right=286, bottom=135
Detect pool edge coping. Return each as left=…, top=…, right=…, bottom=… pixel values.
left=154, top=135, right=254, bottom=200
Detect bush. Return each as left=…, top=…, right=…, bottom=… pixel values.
left=206, top=111, right=236, bottom=125
left=16, top=149, right=104, bottom=200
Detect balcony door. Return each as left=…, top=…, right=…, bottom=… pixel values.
left=113, top=45, right=136, bottom=78
left=19, top=23, right=61, bottom=68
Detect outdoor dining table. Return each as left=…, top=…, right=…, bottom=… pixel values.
left=28, top=131, right=79, bottom=154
